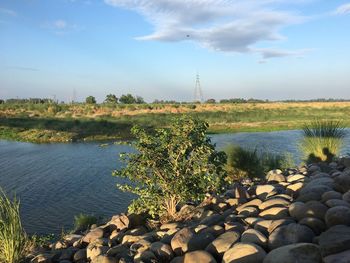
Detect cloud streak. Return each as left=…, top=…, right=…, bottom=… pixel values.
left=44, top=19, right=80, bottom=35
left=0, top=7, right=17, bottom=16
left=105, top=0, right=309, bottom=59
left=334, top=3, right=350, bottom=15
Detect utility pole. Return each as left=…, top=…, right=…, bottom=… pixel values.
left=194, top=73, right=203, bottom=103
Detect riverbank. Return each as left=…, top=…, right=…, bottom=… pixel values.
left=28, top=159, right=350, bottom=263
left=1, top=101, right=350, bottom=143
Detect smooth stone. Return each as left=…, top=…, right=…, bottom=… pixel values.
left=287, top=174, right=306, bottom=183
left=171, top=228, right=195, bottom=255
left=299, top=217, right=326, bottom=235
left=150, top=242, right=174, bottom=262
left=82, top=228, right=104, bottom=244
left=267, top=219, right=295, bottom=235
left=323, top=249, right=350, bottom=263
left=325, top=206, right=350, bottom=227
left=205, top=231, right=241, bottom=259
left=222, top=242, right=266, bottom=263
left=258, top=198, right=290, bottom=210
left=263, top=243, right=322, bottom=263
left=326, top=199, right=350, bottom=208
left=268, top=223, right=315, bottom=250
left=334, top=174, right=350, bottom=193
left=322, top=191, right=343, bottom=202
left=266, top=170, right=285, bottom=183
left=200, top=214, right=224, bottom=226
left=254, top=220, right=272, bottom=236
left=256, top=185, right=277, bottom=200
left=241, top=229, right=267, bottom=248
left=224, top=222, right=246, bottom=234
left=183, top=250, right=216, bottom=263
left=286, top=182, right=304, bottom=196
left=259, top=207, right=289, bottom=220
left=343, top=191, right=350, bottom=203
left=318, top=225, right=350, bottom=256
left=238, top=206, right=259, bottom=217
left=236, top=199, right=262, bottom=212
left=288, top=202, right=305, bottom=221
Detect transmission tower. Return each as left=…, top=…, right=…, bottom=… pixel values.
left=194, top=73, right=203, bottom=103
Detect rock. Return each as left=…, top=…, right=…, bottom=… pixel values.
left=244, top=217, right=263, bottom=227
left=287, top=174, right=306, bottom=183
left=92, top=255, right=116, bottom=263
left=200, top=214, right=224, bottom=226
left=226, top=198, right=240, bottom=207
left=238, top=206, right=259, bottom=217
left=222, top=242, right=266, bottom=263
left=326, top=199, right=350, bottom=208
left=134, top=251, right=157, bottom=263
left=82, top=228, right=104, bottom=244
left=206, top=231, right=241, bottom=259
left=268, top=223, right=315, bottom=250
left=267, top=219, right=295, bottom=235
left=234, top=184, right=250, bottom=199
left=343, top=191, right=350, bottom=203
left=150, top=242, right=174, bottom=262
left=323, top=249, right=350, bottom=263
left=59, top=248, right=77, bottom=261
left=130, top=239, right=152, bottom=254
left=241, top=229, right=267, bottom=248
left=187, top=232, right=215, bottom=252
left=266, top=170, right=285, bottom=183
left=86, top=244, right=109, bottom=260
left=288, top=202, right=305, bottom=221
left=334, top=174, right=350, bottom=193
left=259, top=207, right=289, bottom=220
left=299, top=217, right=326, bottom=235
left=31, top=254, right=53, bottom=263
left=183, top=251, right=217, bottom=263
left=106, top=244, right=128, bottom=257
left=322, top=191, right=343, bottom=202
left=304, top=201, right=329, bottom=220
left=121, top=235, right=143, bottom=245
left=161, top=222, right=182, bottom=231
left=73, top=249, right=87, bottom=262
left=108, top=214, right=130, bottom=231
left=63, top=234, right=82, bottom=246
left=286, top=182, right=304, bottom=196
left=171, top=228, right=195, bottom=255
left=325, top=206, right=350, bottom=227
left=263, top=243, right=322, bottom=263
left=224, top=222, right=246, bottom=234
left=254, top=220, right=272, bottom=236
left=258, top=198, right=290, bottom=210
left=236, top=199, right=262, bottom=212
left=256, top=185, right=277, bottom=200
left=198, top=225, right=225, bottom=238
left=317, top=225, right=350, bottom=256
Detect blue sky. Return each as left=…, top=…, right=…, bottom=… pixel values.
left=0, top=0, right=349, bottom=102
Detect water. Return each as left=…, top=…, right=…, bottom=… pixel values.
left=1, top=130, right=350, bottom=235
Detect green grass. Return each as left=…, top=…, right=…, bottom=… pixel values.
left=0, top=188, right=28, bottom=263
left=300, top=120, right=346, bottom=163
left=74, top=214, right=97, bottom=232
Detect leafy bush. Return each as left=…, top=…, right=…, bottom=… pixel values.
left=300, top=120, right=346, bottom=163
left=74, top=214, right=97, bottom=231
left=85, top=96, right=96, bottom=104
left=224, top=145, right=295, bottom=182
left=114, top=116, right=227, bottom=219
left=0, top=188, right=28, bottom=263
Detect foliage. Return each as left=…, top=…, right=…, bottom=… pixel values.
left=85, top=96, right=96, bottom=104
left=114, top=116, right=227, bottom=219
left=119, top=94, right=144, bottom=104
left=0, top=188, right=28, bottom=263
left=74, top=214, right=97, bottom=231
left=300, top=120, right=346, bottom=163
left=224, top=145, right=295, bottom=182
left=205, top=99, right=216, bottom=103
left=105, top=94, right=118, bottom=104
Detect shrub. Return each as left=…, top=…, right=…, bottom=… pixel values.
left=85, top=96, right=96, bottom=104
left=74, top=214, right=97, bottom=231
left=0, top=188, right=28, bottom=263
left=300, top=120, right=346, bottom=163
left=114, top=116, right=227, bottom=220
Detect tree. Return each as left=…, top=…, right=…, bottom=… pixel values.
left=206, top=99, right=216, bottom=104
left=105, top=94, right=118, bottom=104
left=114, top=116, right=227, bottom=219
left=135, top=96, right=145, bottom=104
left=85, top=96, right=96, bottom=104
left=0, top=99, right=4, bottom=104
left=119, top=94, right=136, bottom=104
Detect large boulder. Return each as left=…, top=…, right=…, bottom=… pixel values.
left=263, top=243, right=322, bottom=263
left=325, top=206, right=350, bottom=227
left=268, top=223, right=315, bottom=250
left=222, top=242, right=266, bottom=263
left=317, top=225, right=350, bottom=256
left=241, top=229, right=267, bottom=248
left=206, top=231, right=241, bottom=259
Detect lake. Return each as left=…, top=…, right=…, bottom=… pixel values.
left=1, top=130, right=350, bottom=235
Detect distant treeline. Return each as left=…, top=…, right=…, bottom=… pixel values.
left=1, top=96, right=350, bottom=105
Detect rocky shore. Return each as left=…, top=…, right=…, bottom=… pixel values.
left=29, top=158, right=350, bottom=263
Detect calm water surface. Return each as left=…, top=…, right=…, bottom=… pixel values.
left=1, top=130, right=350, bottom=235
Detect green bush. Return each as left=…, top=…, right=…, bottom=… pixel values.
left=0, top=188, right=28, bottom=263
left=224, top=145, right=295, bottom=182
left=74, top=214, right=97, bottom=231
left=114, top=116, right=227, bottom=220
left=300, top=120, right=346, bottom=163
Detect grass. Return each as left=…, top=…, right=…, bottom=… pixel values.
left=224, top=145, right=295, bottom=182
left=1, top=101, right=350, bottom=143
left=300, top=120, right=347, bottom=163
left=0, top=188, right=28, bottom=263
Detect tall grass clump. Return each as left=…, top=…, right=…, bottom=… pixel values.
left=300, top=120, right=346, bottom=163
left=74, top=213, right=97, bottom=232
left=0, top=188, right=28, bottom=263
left=224, top=145, right=295, bottom=182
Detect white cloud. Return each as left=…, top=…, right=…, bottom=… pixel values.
left=44, top=19, right=80, bottom=35
left=54, top=19, right=68, bottom=29
left=334, top=3, right=350, bottom=15
left=105, top=0, right=308, bottom=59
left=0, top=7, right=17, bottom=16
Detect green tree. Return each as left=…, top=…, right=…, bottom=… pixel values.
left=119, top=94, right=136, bottom=104
left=105, top=94, right=118, bottom=104
left=135, top=96, right=145, bottom=104
left=114, top=116, right=227, bottom=219
left=85, top=96, right=96, bottom=104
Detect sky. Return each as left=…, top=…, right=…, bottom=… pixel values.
left=0, top=0, right=349, bottom=102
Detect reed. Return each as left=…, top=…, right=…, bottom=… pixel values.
left=0, top=188, right=28, bottom=263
